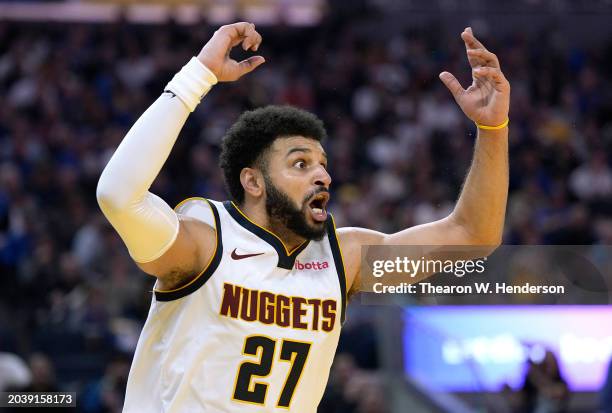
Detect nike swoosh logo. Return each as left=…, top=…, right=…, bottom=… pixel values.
left=163, top=90, right=177, bottom=98
left=231, top=248, right=264, bottom=260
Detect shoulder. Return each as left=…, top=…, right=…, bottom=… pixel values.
left=138, top=198, right=221, bottom=291
left=174, top=197, right=222, bottom=251
left=175, top=197, right=220, bottom=253
left=175, top=197, right=221, bottom=225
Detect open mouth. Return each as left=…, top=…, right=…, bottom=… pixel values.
left=308, top=192, right=329, bottom=223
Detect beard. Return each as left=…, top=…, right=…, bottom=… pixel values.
left=263, top=174, right=327, bottom=241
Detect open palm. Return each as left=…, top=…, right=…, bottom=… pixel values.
left=440, top=28, right=510, bottom=127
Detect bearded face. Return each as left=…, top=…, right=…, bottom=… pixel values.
left=264, top=172, right=328, bottom=241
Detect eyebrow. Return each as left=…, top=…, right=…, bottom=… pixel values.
left=286, top=147, right=328, bottom=160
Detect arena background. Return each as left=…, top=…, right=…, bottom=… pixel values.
left=1, top=0, right=612, bottom=412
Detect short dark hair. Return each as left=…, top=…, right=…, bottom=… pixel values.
left=219, top=105, right=327, bottom=203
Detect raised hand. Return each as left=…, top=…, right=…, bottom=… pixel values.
left=197, top=22, right=265, bottom=82
left=439, top=28, right=510, bottom=127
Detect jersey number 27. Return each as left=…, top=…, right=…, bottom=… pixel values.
left=233, top=335, right=311, bottom=408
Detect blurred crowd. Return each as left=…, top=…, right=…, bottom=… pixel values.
left=502, top=350, right=570, bottom=413
left=0, top=3, right=611, bottom=412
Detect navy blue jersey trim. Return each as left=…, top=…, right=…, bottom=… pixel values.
left=223, top=201, right=309, bottom=270
left=155, top=199, right=223, bottom=301
left=326, top=214, right=347, bottom=324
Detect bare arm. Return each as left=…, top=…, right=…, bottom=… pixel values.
left=96, top=23, right=264, bottom=289
left=451, top=127, right=508, bottom=245
left=339, top=27, right=510, bottom=293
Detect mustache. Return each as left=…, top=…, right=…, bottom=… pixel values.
left=303, top=187, right=329, bottom=204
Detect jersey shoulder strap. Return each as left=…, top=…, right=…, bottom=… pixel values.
left=325, top=213, right=347, bottom=324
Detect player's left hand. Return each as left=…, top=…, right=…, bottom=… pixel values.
left=439, top=27, right=510, bottom=127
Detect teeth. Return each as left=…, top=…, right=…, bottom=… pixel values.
left=312, top=207, right=323, bottom=214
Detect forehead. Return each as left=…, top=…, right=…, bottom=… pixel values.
left=269, top=136, right=325, bottom=157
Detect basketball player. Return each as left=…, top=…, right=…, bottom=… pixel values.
left=97, top=22, right=509, bottom=412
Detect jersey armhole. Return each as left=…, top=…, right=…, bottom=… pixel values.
left=154, top=198, right=223, bottom=302
left=326, top=214, right=347, bottom=324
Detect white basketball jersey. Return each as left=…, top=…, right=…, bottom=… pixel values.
left=123, top=199, right=347, bottom=413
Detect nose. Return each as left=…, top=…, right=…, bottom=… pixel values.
left=313, top=165, right=332, bottom=188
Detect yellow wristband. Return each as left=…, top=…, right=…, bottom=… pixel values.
left=475, top=118, right=509, bottom=130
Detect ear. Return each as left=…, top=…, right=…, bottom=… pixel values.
left=240, top=167, right=264, bottom=198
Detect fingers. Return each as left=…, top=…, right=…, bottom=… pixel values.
left=241, top=23, right=262, bottom=52
left=219, top=21, right=253, bottom=38
left=461, top=28, right=503, bottom=73
left=467, top=48, right=500, bottom=69
left=461, top=27, right=485, bottom=50
left=218, top=22, right=262, bottom=52
left=438, top=71, right=465, bottom=102
left=473, top=67, right=510, bottom=91
left=237, top=56, right=266, bottom=77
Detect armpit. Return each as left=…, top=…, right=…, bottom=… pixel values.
left=156, top=267, right=199, bottom=291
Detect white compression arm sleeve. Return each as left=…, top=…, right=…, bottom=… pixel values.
left=96, top=57, right=217, bottom=263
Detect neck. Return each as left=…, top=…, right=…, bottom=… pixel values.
left=238, top=200, right=306, bottom=252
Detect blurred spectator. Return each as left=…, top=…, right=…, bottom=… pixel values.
left=570, top=153, right=612, bottom=202
left=15, top=353, right=70, bottom=412
left=21, top=353, right=60, bottom=393
left=0, top=352, right=31, bottom=391
left=81, top=354, right=130, bottom=413
left=319, top=353, right=388, bottom=413
left=505, top=350, right=570, bottom=413
left=319, top=353, right=360, bottom=412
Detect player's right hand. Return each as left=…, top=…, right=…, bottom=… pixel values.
left=197, top=22, right=265, bottom=82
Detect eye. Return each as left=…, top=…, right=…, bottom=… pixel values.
left=293, top=160, right=307, bottom=169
